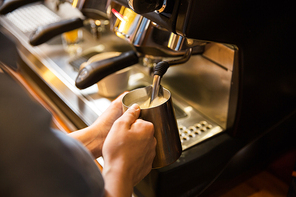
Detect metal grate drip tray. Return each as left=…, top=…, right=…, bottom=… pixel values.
left=6, top=4, right=60, bottom=34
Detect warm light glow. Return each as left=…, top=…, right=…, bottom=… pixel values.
left=71, top=0, right=78, bottom=7
left=43, top=70, right=56, bottom=82
left=95, top=20, right=101, bottom=26
left=130, top=73, right=145, bottom=81
left=184, top=106, right=193, bottom=113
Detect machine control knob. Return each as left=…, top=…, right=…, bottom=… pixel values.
left=128, top=0, right=166, bottom=14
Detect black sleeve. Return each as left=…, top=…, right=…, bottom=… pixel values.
left=0, top=72, right=105, bottom=197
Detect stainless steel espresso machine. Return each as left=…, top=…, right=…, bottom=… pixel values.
left=105, top=0, right=296, bottom=196
left=0, top=0, right=295, bottom=196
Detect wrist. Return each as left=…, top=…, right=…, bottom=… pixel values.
left=69, top=127, right=104, bottom=158
left=103, top=164, right=134, bottom=197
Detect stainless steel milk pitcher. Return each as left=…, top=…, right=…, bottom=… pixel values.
left=122, top=85, right=182, bottom=168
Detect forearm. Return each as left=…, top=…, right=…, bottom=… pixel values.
left=103, top=167, right=134, bottom=197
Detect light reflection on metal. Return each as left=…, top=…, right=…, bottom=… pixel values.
left=168, top=33, right=185, bottom=51
left=68, top=0, right=85, bottom=9
left=111, top=8, right=126, bottom=23
left=184, top=106, right=193, bottom=113
left=43, top=69, right=56, bottom=83
left=71, top=0, right=78, bottom=8
left=112, top=6, right=142, bottom=42
left=156, top=0, right=167, bottom=13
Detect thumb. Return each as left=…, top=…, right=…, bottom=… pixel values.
left=122, top=104, right=141, bottom=124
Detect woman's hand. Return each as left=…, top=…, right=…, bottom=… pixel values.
left=69, top=93, right=126, bottom=158
left=102, top=104, right=156, bottom=197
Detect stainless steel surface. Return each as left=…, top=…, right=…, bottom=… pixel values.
left=162, top=54, right=232, bottom=130
left=5, top=3, right=60, bottom=34
left=203, top=43, right=235, bottom=71
left=122, top=86, right=182, bottom=168
left=110, top=3, right=193, bottom=56
left=151, top=75, right=162, bottom=103
left=0, top=2, right=235, bottom=150
left=156, top=0, right=167, bottom=13
left=0, top=3, right=134, bottom=126
left=112, top=6, right=144, bottom=44
left=168, top=33, right=185, bottom=51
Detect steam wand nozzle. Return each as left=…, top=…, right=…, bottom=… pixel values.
left=153, top=47, right=193, bottom=78
left=150, top=48, right=193, bottom=103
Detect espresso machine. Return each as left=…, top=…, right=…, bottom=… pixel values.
left=0, top=0, right=295, bottom=196
left=105, top=0, right=296, bottom=196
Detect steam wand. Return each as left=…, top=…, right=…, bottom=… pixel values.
left=150, top=48, right=193, bottom=104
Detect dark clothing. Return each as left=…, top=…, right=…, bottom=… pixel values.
left=0, top=71, right=104, bottom=197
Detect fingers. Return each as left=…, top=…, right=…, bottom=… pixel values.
left=131, top=119, right=154, bottom=136
left=100, top=92, right=128, bottom=121
left=127, top=104, right=141, bottom=116
left=116, top=104, right=141, bottom=128
left=92, top=93, right=127, bottom=127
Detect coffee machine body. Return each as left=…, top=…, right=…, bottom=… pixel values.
left=113, top=0, right=295, bottom=136
left=109, top=0, right=296, bottom=196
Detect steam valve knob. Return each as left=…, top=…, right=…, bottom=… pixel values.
left=128, top=0, right=166, bottom=14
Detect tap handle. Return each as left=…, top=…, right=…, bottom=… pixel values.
left=75, top=50, right=139, bottom=89
left=29, top=17, right=84, bottom=46
left=128, top=0, right=166, bottom=14
left=153, top=48, right=193, bottom=77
